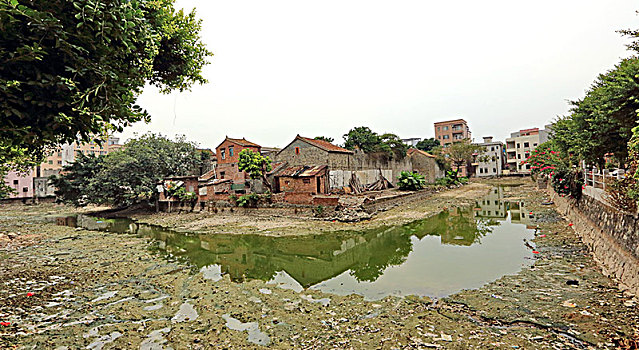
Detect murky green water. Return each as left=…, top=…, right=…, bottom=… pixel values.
left=71, top=187, right=537, bottom=300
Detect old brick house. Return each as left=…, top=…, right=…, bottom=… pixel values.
left=215, top=137, right=261, bottom=187
left=275, top=165, right=329, bottom=194
left=407, top=148, right=443, bottom=183
left=274, top=135, right=353, bottom=169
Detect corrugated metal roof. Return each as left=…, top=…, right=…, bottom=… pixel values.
left=277, top=165, right=327, bottom=177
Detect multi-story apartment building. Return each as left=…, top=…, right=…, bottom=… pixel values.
left=3, top=135, right=122, bottom=200
left=505, top=126, right=550, bottom=174
left=473, top=136, right=505, bottom=177
left=434, top=119, right=471, bottom=145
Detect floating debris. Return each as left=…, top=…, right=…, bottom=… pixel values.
left=171, top=302, right=198, bottom=323
left=222, top=314, right=270, bottom=346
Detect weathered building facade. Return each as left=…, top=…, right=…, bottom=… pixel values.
left=275, top=135, right=353, bottom=169
left=215, top=137, right=261, bottom=185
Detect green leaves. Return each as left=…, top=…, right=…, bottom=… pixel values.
left=397, top=171, right=426, bottom=191
left=343, top=127, right=408, bottom=159
left=551, top=58, right=639, bottom=166
left=50, top=133, right=202, bottom=207
left=0, top=0, right=212, bottom=163
left=237, top=149, right=273, bottom=191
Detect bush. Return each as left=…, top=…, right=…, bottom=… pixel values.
left=237, top=194, right=259, bottom=207
left=551, top=168, right=583, bottom=199
left=434, top=170, right=466, bottom=187
left=605, top=177, right=638, bottom=212
left=397, top=171, right=426, bottom=191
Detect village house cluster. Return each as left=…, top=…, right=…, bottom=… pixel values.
left=2, top=120, right=550, bottom=206
left=157, top=134, right=444, bottom=208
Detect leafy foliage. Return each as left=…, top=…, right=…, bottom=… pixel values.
left=237, top=194, right=259, bottom=208
left=51, top=133, right=202, bottom=207
left=550, top=167, right=583, bottom=200
left=314, top=136, right=334, bottom=143
left=522, top=141, right=567, bottom=178
left=446, top=140, right=483, bottom=169
left=0, top=0, right=211, bottom=163
left=397, top=171, right=426, bottom=191
left=415, top=138, right=440, bottom=153
left=435, top=170, right=467, bottom=187
left=550, top=58, right=639, bottom=167
left=343, top=127, right=408, bottom=159
left=237, top=149, right=273, bottom=192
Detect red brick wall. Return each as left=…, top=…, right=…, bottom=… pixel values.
left=284, top=192, right=313, bottom=204
left=312, top=196, right=339, bottom=206
left=216, top=140, right=260, bottom=165
left=277, top=174, right=327, bottom=194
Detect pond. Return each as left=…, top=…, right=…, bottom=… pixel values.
left=69, top=187, right=537, bottom=300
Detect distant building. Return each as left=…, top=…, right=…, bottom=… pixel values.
left=505, top=126, right=550, bottom=174
left=434, top=119, right=471, bottom=145
left=401, top=138, right=421, bottom=147
left=3, top=135, right=122, bottom=201
left=260, top=147, right=281, bottom=159
left=473, top=136, right=505, bottom=177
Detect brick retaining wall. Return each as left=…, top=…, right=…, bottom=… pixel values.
left=551, top=190, right=639, bottom=295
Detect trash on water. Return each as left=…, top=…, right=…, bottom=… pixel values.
left=562, top=300, right=577, bottom=308
left=566, top=280, right=579, bottom=286
left=532, top=251, right=540, bottom=254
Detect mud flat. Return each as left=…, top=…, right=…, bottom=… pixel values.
left=0, top=179, right=637, bottom=349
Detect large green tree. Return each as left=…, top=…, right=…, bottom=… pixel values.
left=446, top=140, right=482, bottom=170
left=415, top=138, right=440, bottom=153
left=51, top=133, right=202, bottom=206
left=551, top=58, right=639, bottom=167
left=343, top=127, right=408, bottom=159
left=237, top=149, right=273, bottom=192
left=0, top=0, right=211, bottom=163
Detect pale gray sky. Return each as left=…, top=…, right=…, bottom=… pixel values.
left=119, top=0, right=638, bottom=149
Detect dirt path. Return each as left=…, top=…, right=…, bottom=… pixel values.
left=0, top=179, right=637, bottom=349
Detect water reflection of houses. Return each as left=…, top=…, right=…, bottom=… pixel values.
left=473, top=186, right=533, bottom=226
left=473, top=187, right=507, bottom=219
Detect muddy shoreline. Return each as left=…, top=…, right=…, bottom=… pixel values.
left=1, top=178, right=637, bottom=349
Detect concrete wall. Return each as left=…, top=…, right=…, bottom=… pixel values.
left=329, top=169, right=393, bottom=189
left=552, top=191, right=639, bottom=296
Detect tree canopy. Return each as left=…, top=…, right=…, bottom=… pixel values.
left=415, top=138, right=440, bottom=153
left=314, top=136, right=334, bottom=143
left=446, top=140, right=483, bottom=168
left=551, top=58, right=639, bottom=167
left=343, top=127, right=408, bottom=159
left=51, top=133, right=202, bottom=206
left=0, top=0, right=212, bottom=163
left=237, top=149, right=273, bottom=192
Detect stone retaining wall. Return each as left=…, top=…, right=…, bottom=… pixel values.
left=551, top=190, right=639, bottom=295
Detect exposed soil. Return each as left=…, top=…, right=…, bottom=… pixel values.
left=131, top=183, right=493, bottom=236
left=0, top=178, right=637, bottom=349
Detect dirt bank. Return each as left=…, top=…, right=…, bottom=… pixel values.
left=132, top=183, right=492, bottom=236
left=1, top=179, right=637, bottom=349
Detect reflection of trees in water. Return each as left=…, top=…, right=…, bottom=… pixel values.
left=349, top=228, right=413, bottom=282
left=135, top=204, right=499, bottom=286
left=404, top=208, right=499, bottom=246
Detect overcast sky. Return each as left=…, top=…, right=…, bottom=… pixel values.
left=118, top=1, right=638, bottom=149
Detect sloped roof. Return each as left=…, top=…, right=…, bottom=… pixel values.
left=296, top=135, right=353, bottom=154
left=407, top=148, right=436, bottom=158
left=217, top=137, right=261, bottom=149
left=199, top=169, right=216, bottom=182
left=276, top=165, right=328, bottom=177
